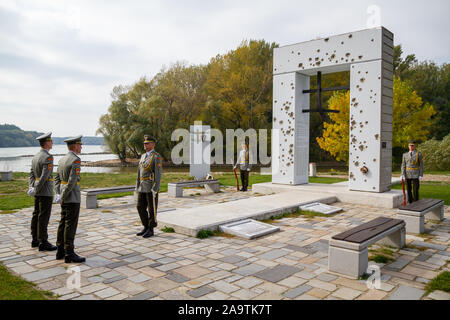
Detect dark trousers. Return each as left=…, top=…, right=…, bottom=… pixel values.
left=137, top=192, right=158, bottom=228
left=56, top=203, right=80, bottom=251
left=31, top=196, right=53, bottom=242
left=240, top=170, right=249, bottom=190
left=406, top=178, right=420, bottom=203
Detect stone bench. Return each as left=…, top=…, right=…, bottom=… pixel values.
left=328, top=217, right=405, bottom=278
left=397, top=199, right=444, bottom=234
left=81, top=186, right=135, bottom=209
left=168, top=179, right=220, bottom=198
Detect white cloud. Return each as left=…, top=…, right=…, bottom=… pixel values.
left=0, top=0, right=448, bottom=136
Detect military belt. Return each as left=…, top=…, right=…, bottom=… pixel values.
left=61, top=181, right=80, bottom=185
left=406, top=167, right=419, bottom=170
left=140, top=177, right=152, bottom=181
left=36, top=178, right=54, bottom=182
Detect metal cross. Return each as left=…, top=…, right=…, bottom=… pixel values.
left=302, top=71, right=348, bottom=115
left=193, top=129, right=204, bottom=143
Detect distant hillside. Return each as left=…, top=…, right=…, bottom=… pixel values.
left=0, top=124, right=104, bottom=147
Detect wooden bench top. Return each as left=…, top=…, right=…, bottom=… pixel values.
left=332, top=217, right=404, bottom=244
left=169, top=180, right=219, bottom=186
left=399, top=199, right=444, bottom=212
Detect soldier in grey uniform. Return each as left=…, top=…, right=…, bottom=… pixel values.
left=54, top=135, right=85, bottom=263
left=136, top=135, right=162, bottom=238
left=28, top=132, right=57, bottom=251
left=234, top=143, right=251, bottom=192
left=401, top=140, right=424, bottom=204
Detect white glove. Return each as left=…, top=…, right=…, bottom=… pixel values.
left=233, top=166, right=237, bottom=170
left=247, top=168, right=250, bottom=172
left=27, top=187, right=35, bottom=196
left=151, top=188, right=158, bottom=196
left=54, top=194, right=61, bottom=204
left=419, top=176, right=423, bottom=181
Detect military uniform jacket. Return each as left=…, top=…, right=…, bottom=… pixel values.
left=54, top=152, right=81, bottom=203
left=136, top=150, right=162, bottom=193
left=235, top=150, right=251, bottom=171
left=401, top=150, right=424, bottom=179
left=29, top=149, right=54, bottom=197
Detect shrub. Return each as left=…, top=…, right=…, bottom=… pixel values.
left=418, top=134, right=450, bottom=171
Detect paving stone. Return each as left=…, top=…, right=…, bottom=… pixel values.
left=94, top=287, right=121, bottom=299
left=316, top=273, right=338, bottom=282
left=126, top=291, right=158, bottom=300
left=234, top=263, right=266, bottom=276
left=415, top=253, right=432, bottom=262
left=103, top=275, right=127, bottom=284
left=385, top=258, right=411, bottom=271
left=410, top=241, right=447, bottom=251
left=175, top=265, right=212, bottom=279
left=219, top=255, right=246, bottom=264
left=230, top=288, right=260, bottom=300
left=331, top=287, right=363, bottom=300
left=187, top=286, right=216, bottom=298
left=209, top=280, right=240, bottom=294
left=295, top=271, right=316, bottom=280
left=427, top=290, right=450, bottom=300
left=283, top=285, right=313, bottom=299
left=254, top=264, right=301, bottom=283
left=307, top=279, right=337, bottom=292
left=357, top=289, right=388, bottom=300
left=128, top=273, right=151, bottom=283
left=166, top=273, right=190, bottom=283
left=105, top=261, right=129, bottom=268
left=84, top=256, right=114, bottom=268
left=257, top=249, right=290, bottom=261
left=78, top=283, right=108, bottom=295
left=388, top=285, right=425, bottom=300
left=22, top=267, right=66, bottom=282
left=401, top=265, right=439, bottom=280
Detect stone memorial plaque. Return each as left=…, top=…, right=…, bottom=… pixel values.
left=219, top=219, right=280, bottom=239
left=300, top=202, right=343, bottom=215
left=190, top=122, right=211, bottom=180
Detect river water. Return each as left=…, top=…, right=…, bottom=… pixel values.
left=0, top=145, right=120, bottom=173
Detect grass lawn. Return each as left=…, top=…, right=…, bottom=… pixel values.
left=0, top=172, right=347, bottom=212
left=0, top=263, right=54, bottom=300
left=391, top=181, right=450, bottom=205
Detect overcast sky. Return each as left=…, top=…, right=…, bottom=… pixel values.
left=0, top=0, right=449, bottom=137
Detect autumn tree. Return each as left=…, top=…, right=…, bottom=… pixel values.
left=316, top=77, right=435, bottom=163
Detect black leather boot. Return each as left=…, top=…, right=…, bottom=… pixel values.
left=56, top=246, right=65, bottom=260
left=142, top=228, right=154, bottom=238
left=65, top=250, right=86, bottom=263
left=136, top=227, right=148, bottom=236
left=31, top=239, right=40, bottom=248
left=39, top=241, right=57, bottom=251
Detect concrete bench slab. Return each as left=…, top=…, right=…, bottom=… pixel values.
left=81, top=186, right=135, bottom=209
left=328, top=217, right=406, bottom=278
left=168, top=179, right=220, bottom=197
left=397, top=199, right=444, bottom=234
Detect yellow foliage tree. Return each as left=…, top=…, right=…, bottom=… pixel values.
left=317, top=77, right=436, bottom=162
left=316, top=91, right=350, bottom=162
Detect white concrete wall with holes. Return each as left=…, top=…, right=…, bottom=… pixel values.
left=272, top=27, right=394, bottom=193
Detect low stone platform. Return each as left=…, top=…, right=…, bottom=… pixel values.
left=157, top=192, right=336, bottom=237
left=252, top=182, right=403, bottom=209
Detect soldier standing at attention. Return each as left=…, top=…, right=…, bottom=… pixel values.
left=136, top=135, right=162, bottom=238
left=234, top=143, right=251, bottom=192
left=54, top=135, right=85, bottom=263
left=28, top=132, right=57, bottom=251
left=401, top=140, right=424, bottom=204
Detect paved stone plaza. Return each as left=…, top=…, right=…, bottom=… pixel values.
left=0, top=187, right=449, bottom=300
